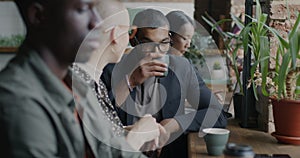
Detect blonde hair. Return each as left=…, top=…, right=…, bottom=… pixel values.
left=96, top=0, right=128, bottom=31
left=97, top=0, right=125, bottom=19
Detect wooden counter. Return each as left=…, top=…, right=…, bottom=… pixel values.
left=188, top=119, right=300, bottom=158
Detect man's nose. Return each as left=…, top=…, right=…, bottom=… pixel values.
left=89, top=8, right=102, bottom=30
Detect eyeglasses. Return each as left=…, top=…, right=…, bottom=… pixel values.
left=175, top=33, right=192, bottom=42
left=135, top=37, right=171, bottom=53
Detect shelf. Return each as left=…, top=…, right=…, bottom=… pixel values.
left=0, top=47, right=18, bottom=53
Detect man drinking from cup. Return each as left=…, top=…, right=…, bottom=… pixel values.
left=101, top=9, right=227, bottom=158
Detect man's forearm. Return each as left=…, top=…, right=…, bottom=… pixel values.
left=114, top=77, right=131, bottom=106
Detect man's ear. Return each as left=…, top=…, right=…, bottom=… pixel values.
left=129, top=27, right=138, bottom=47
left=27, top=2, right=45, bottom=28
left=129, top=26, right=137, bottom=39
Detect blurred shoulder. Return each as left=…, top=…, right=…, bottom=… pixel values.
left=168, top=55, right=193, bottom=72
left=169, top=54, right=191, bottom=65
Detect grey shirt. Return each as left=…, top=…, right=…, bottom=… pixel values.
left=0, top=46, right=146, bottom=158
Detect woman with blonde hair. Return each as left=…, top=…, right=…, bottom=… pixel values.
left=74, top=0, right=166, bottom=155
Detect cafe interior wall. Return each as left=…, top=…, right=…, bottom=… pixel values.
left=122, top=0, right=194, bottom=18
left=0, top=0, right=195, bottom=70
left=0, top=1, right=23, bottom=70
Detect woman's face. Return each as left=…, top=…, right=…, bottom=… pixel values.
left=171, top=23, right=194, bottom=56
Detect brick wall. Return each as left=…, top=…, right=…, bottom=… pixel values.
left=259, top=0, right=300, bottom=133
left=269, top=0, right=300, bottom=68
left=231, top=0, right=245, bottom=20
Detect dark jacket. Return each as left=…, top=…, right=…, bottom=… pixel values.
left=101, top=48, right=227, bottom=158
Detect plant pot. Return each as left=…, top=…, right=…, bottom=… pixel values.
left=255, top=86, right=274, bottom=132
left=212, top=70, right=224, bottom=80
left=271, top=98, right=300, bottom=145
left=233, top=93, right=243, bottom=119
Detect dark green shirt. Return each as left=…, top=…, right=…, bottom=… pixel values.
left=0, top=46, right=146, bottom=158
left=0, top=46, right=85, bottom=157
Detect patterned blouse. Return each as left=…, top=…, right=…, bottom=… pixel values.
left=72, top=64, right=125, bottom=136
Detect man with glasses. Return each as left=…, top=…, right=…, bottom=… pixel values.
left=101, top=9, right=227, bottom=158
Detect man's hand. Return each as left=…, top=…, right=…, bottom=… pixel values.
left=157, top=124, right=170, bottom=148
left=129, top=53, right=167, bottom=88
left=126, top=114, right=159, bottom=150
left=135, top=123, right=170, bottom=152
left=160, top=118, right=180, bottom=135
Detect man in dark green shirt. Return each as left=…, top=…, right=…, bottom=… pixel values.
left=0, top=0, right=148, bottom=157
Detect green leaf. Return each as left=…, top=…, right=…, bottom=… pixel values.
left=231, top=14, right=245, bottom=30
left=259, top=36, right=271, bottom=96
left=255, top=0, right=262, bottom=20
left=288, top=12, right=300, bottom=69
left=277, top=53, right=291, bottom=98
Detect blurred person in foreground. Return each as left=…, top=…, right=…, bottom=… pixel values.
left=75, top=0, right=167, bottom=152
left=0, top=0, right=161, bottom=157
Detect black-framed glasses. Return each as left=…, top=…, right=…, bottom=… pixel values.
left=135, top=36, right=171, bottom=53
left=175, top=33, right=192, bottom=42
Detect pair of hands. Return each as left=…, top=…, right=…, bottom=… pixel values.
left=126, top=115, right=180, bottom=151
left=139, top=118, right=180, bottom=153
left=125, top=53, right=178, bottom=151
left=114, top=52, right=167, bottom=105
left=128, top=53, right=168, bottom=88
left=126, top=115, right=168, bottom=151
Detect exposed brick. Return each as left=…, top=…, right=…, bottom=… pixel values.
left=269, top=1, right=300, bottom=66
left=270, top=4, right=300, bottom=20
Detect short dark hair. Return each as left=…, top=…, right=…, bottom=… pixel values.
left=166, top=11, right=195, bottom=35
left=132, top=9, right=169, bottom=29
left=14, top=0, right=51, bottom=27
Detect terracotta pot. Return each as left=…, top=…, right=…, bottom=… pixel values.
left=271, top=98, right=300, bottom=145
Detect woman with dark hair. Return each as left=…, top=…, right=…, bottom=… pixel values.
left=166, top=11, right=195, bottom=56
left=166, top=11, right=233, bottom=120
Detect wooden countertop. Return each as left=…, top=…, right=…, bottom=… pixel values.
left=188, top=119, right=300, bottom=158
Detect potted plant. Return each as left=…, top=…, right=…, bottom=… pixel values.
left=212, top=61, right=224, bottom=79
left=250, top=13, right=300, bottom=144
left=204, top=0, right=300, bottom=139
left=202, top=0, right=268, bottom=122
left=0, top=34, right=24, bottom=53
left=230, top=1, right=300, bottom=144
